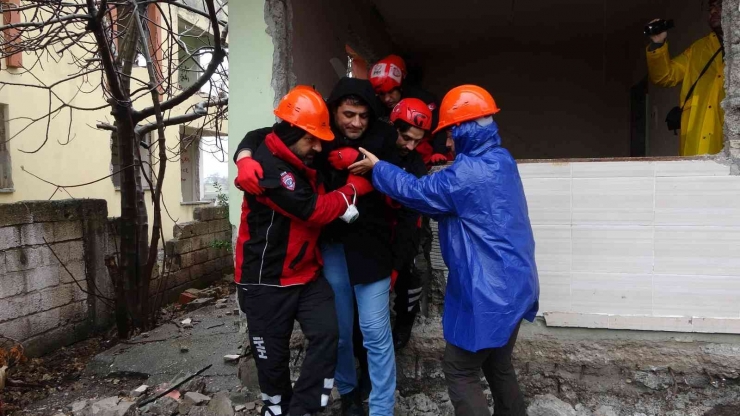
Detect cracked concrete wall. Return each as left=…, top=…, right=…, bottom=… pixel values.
left=265, top=0, right=296, bottom=107
left=722, top=0, right=740, bottom=173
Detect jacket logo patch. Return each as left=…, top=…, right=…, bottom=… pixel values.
left=280, top=172, right=296, bottom=191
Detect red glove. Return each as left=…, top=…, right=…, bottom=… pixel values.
left=328, top=147, right=361, bottom=171
left=429, top=153, right=448, bottom=165
left=235, top=157, right=264, bottom=195
left=390, top=270, right=399, bottom=290
left=346, top=174, right=374, bottom=196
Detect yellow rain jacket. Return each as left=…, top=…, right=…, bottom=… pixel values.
left=646, top=33, right=724, bottom=156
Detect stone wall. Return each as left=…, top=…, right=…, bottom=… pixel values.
left=0, top=200, right=112, bottom=356
left=159, top=206, right=234, bottom=304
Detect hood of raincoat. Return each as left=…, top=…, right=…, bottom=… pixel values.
left=450, top=118, right=501, bottom=157
left=369, top=122, right=540, bottom=352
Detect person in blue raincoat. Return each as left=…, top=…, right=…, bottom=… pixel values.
left=350, top=85, right=539, bottom=416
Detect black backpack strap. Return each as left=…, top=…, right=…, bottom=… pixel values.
left=681, top=46, right=723, bottom=110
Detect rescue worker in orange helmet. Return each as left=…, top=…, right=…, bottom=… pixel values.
left=233, top=78, right=402, bottom=416
left=351, top=85, right=539, bottom=416
left=645, top=0, right=724, bottom=155
left=369, top=55, right=452, bottom=168
left=233, top=86, right=374, bottom=416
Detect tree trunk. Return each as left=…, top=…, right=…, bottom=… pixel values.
left=112, top=4, right=152, bottom=335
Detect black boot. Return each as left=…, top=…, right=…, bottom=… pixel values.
left=340, top=389, right=365, bottom=416
left=393, top=317, right=415, bottom=350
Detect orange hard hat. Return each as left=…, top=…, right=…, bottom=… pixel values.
left=369, top=55, right=407, bottom=94
left=274, top=86, right=334, bottom=141
left=433, top=85, right=501, bottom=134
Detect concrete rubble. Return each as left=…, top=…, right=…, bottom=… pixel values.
left=24, top=269, right=736, bottom=416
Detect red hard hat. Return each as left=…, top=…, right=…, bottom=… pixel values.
left=369, top=55, right=406, bottom=94
left=390, top=98, right=432, bottom=131
left=274, top=86, right=334, bottom=141
left=433, top=85, right=501, bottom=134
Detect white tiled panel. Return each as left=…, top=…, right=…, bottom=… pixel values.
left=521, top=178, right=571, bottom=225
left=537, top=272, right=571, bottom=314
left=571, top=272, right=652, bottom=315
left=531, top=226, right=571, bottom=272
left=653, top=274, right=740, bottom=318
left=572, top=178, right=654, bottom=225
left=509, top=159, right=740, bottom=333
left=572, top=226, right=654, bottom=273
left=518, top=162, right=571, bottom=179
left=654, top=227, right=740, bottom=276
left=655, top=176, right=740, bottom=226
left=571, top=161, right=655, bottom=178
left=654, top=160, right=730, bottom=177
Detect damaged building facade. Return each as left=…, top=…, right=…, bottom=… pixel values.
left=229, top=0, right=740, bottom=413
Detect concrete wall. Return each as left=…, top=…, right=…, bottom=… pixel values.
left=0, top=200, right=234, bottom=356
left=228, top=0, right=275, bottom=228
left=289, top=0, right=393, bottom=97
left=431, top=158, right=740, bottom=334
left=0, top=200, right=113, bottom=356
left=415, top=0, right=712, bottom=160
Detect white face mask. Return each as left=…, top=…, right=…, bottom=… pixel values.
left=339, top=188, right=359, bottom=223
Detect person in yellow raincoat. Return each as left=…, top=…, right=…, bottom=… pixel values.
left=646, top=0, right=725, bottom=156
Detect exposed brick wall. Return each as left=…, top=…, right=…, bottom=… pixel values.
left=0, top=200, right=112, bottom=356
left=156, top=206, right=234, bottom=303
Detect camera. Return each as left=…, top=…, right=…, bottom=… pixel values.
left=644, top=19, right=674, bottom=36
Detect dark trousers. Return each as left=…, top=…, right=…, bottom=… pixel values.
left=442, top=323, right=524, bottom=416
left=393, top=266, right=422, bottom=325
left=238, top=276, right=338, bottom=415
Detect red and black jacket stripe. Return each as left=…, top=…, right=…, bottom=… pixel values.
left=235, top=132, right=354, bottom=287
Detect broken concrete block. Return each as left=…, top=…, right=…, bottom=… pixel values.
left=131, top=384, right=149, bottom=397
left=526, top=394, right=576, bottom=416
left=89, top=396, right=136, bottom=416
left=181, top=318, right=193, bottom=328
left=184, top=392, right=212, bottom=406
left=187, top=405, right=211, bottom=415
left=594, top=406, right=617, bottom=416
left=234, top=405, right=246, bottom=412
left=68, top=399, right=90, bottom=415
left=216, top=303, right=227, bottom=309
left=148, top=396, right=180, bottom=415
left=224, top=355, right=241, bottom=363
left=207, top=391, right=234, bottom=416
left=245, top=402, right=256, bottom=411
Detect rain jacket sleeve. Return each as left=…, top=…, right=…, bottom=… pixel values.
left=371, top=161, right=461, bottom=218
left=646, top=42, right=689, bottom=88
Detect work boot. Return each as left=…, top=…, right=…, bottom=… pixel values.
left=340, top=389, right=365, bottom=416
left=393, top=318, right=414, bottom=350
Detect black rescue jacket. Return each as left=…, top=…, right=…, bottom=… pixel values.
left=234, top=132, right=354, bottom=287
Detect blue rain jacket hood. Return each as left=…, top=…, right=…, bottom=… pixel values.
left=371, top=119, right=539, bottom=352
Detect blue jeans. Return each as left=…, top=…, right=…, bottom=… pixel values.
left=321, top=242, right=396, bottom=416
